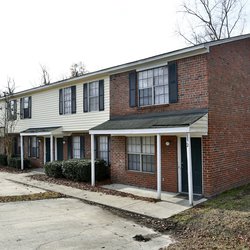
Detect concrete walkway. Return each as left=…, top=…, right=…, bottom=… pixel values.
left=3, top=171, right=206, bottom=219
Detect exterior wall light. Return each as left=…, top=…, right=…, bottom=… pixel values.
left=165, top=141, right=171, bottom=146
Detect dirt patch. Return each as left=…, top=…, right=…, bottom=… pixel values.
left=29, top=174, right=158, bottom=203
left=0, top=191, right=66, bottom=203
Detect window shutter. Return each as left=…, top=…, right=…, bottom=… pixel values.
left=28, top=96, right=32, bottom=118
left=168, top=61, right=178, bottom=103
left=83, top=84, right=88, bottom=112
left=99, top=80, right=104, bottom=111
left=6, top=101, right=11, bottom=120
left=13, top=100, right=17, bottom=120
left=129, top=71, right=137, bottom=107
left=20, top=98, right=24, bottom=119
left=28, top=137, right=31, bottom=157
left=71, top=86, right=76, bottom=114
left=36, top=137, right=39, bottom=158
left=59, top=89, right=63, bottom=115
left=80, top=136, right=85, bottom=158
left=67, top=137, right=72, bottom=159
left=95, top=136, right=98, bottom=159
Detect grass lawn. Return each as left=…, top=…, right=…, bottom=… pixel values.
left=167, top=184, right=250, bottom=249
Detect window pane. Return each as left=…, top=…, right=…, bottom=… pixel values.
left=142, top=155, right=154, bottom=172
left=139, top=88, right=152, bottom=106
left=89, top=97, right=99, bottom=111
left=142, top=136, right=155, bottom=154
left=127, top=137, right=141, bottom=153
left=128, top=154, right=140, bottom=171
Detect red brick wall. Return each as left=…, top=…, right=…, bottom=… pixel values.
left=203, top=38, right=250, bottom=196
left=110, top=136, right=178, bottom=192
left=110, top=54, right=208, bottom=117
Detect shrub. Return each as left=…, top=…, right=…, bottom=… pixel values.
left=0, top=154, right=7, bottom=166
left=62, top=159, right=91, bottom=182
left=8, top=157, right=31, bottom=169
left=45, top=161, right=63, bottom=178
left=62, top=159, right=109, bottom=182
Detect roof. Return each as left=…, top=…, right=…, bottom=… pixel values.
left=5, top=33, right=250, bottom=99
left=91, top=109, right=208, bottom=131
left=21, top=126, right=62, bottom=133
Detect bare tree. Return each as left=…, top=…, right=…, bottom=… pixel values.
left=70, top=61, right=87, bottom=77
left=177, top=0, right=247, bottom=45
left=40, top=64, right=51, bottom=85
left=0, top=78, right=19, bottom=160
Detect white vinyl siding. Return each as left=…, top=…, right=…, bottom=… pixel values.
left=13, top=77, right=110, bottom=133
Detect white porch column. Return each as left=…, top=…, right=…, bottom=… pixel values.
left=157, top=134, right=161, bottom=200
left=55, top=138, right=58, bottom=161
left=91, top=134, right=95, bottom=186
left=20, top=135, right=24, bottom=170
left=186, top=133, right=193, bottom=206
left=177, top=136, right=182, bottom=193
left=50, top=134, right=54, bottom=162
left=43, top=138, right=46, bottom=164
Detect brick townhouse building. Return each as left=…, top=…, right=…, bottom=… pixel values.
left=1, top=34, right=249, bottom=204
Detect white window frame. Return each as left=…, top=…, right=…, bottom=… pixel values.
left=72, top=136, right=81, bottom=159
left=63, top=87, right=72, bottom=114
left=127, top=136, right=155, bottom=173
left=88, top=81, right=99, bottom=112
left=138, top=66, right=169, bottom=107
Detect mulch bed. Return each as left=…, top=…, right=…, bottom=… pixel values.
left=0, top=191, right=66, bottom=203
left=29, top=174, right=159, bottom=203
left=0, top=166, right=32, bottom=174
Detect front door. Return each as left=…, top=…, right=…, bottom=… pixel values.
left=45, top=138, right=51, bottom=162
left=57, top=138, right=64, bottom=161
left=181, top=138, right=202, bottom=194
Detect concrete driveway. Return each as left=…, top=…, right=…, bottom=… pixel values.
left=0, top=198, right=172, bottom=250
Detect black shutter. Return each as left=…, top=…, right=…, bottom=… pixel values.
left=28, top=137, right=31, bottom=157
left=168, top=61, right=178, bottom=103
left=95, top=136, right=98, bottom=159
left=71, top=86, right=76, bottom=114
left=129, top=71, right=137, bottom=107
left=6, top=101, right=11, bottom=120
left=13, top=100, right=17, bottom=120
left=99, top=80, right=104, bottom=111
left=67, top=137, right=72, bottom=159
left=28, top=96, right=32, bottom=118
left=83, top=84, right=88, bottom=112
left=80, top=136, right=85, bottom=158
left=36, top=137, right=39, bottom=158
left=59, top=89, right=63, bottom=115
left=20, top=98, right=24, bottom=119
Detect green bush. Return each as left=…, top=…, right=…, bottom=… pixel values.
left=45, top=161, right=63, bottom=178
left=62, top=159, right=109, bottom=182
left=0, top=154, right=7, bottom=166
left=8, top=157, right=31, bottom=169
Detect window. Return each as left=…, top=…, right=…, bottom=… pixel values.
left=127, top=136, right=155, bottom=172
left=83, top=80, right=104, bottom=112
left=59, top=86, right=76, bottom=115
left=96, top=136, right=110, bottom=163
left=138, top=66, right=169, bottom=106
left=72, top=136, right=84, bottom=159
left=29, top=137, right=39, bottom=158
left=89, top=81, right=99, bottom=111
left=7, top=100, right=17, bottom=120
left=20, top=96, right=31, bottom=119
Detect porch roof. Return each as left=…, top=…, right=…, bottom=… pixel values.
left=20, top=126, right=63, bottom=136
left=90, top=109, right=208, bottom=135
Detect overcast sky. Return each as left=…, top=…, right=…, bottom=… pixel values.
left=0, top=0, right=249, bottom=92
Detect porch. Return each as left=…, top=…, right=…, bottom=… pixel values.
left=90, top=109, right=208, bottom=206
